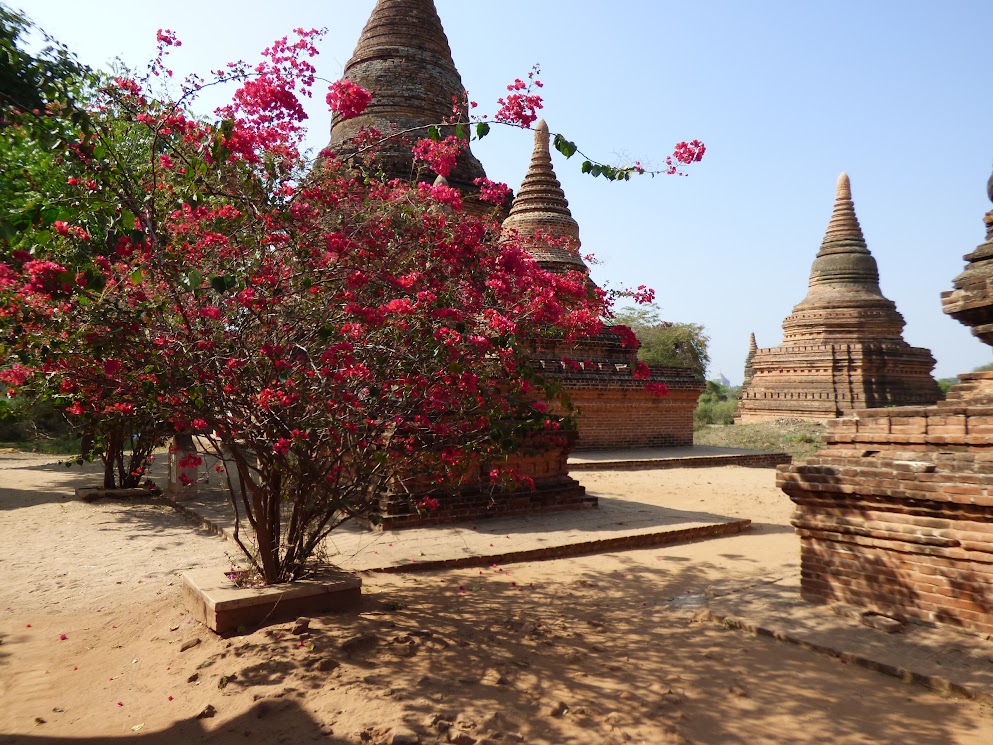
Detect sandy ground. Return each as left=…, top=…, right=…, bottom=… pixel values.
left=1, top=454, right=992, bottom=744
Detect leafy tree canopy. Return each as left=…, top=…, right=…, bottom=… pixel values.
left=612, top=303, right=709, bottom=378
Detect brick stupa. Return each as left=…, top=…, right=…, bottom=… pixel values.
left=737, top=174, right=941, bottom=421
left=504, top=121, right=704, bottom=449
left=328, top=0, right=591, bottom=528
left=778, top=166, right=993, bottom=635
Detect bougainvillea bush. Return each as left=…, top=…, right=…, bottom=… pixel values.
left=0, top=16, right=701, bottom=583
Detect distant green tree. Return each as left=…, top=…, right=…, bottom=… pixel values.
left=972, top=362, right=993, bottom=373
left=937, top=377, right=958, bottom=396
left=612, top=303, right=709, bottom=377
left=0, top=4, right=88, bottom=127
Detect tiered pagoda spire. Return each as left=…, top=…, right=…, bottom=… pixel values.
left=737, top=173, right=939, bottom=420
left=326, top=0, right=486, bottom=190
left=783, top=173, right=907, bottom=342
left=502, top=120, right=587, bottom=274
left=742, top=332, right=758, bottom=387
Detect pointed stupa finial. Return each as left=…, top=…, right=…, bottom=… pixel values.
left=820, top=172, right=866, bottom=251
left=326, top=0, right=486, bottom=189
left=502, top=120, right=586, bottom=273
left=534, top=119, right=551, bottom=155
left=742, top=332, right=758, bottom=387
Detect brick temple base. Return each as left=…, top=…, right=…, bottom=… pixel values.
left=378, top=433, right=594, bottom=530
left=778, top=372, right=993, bottom=635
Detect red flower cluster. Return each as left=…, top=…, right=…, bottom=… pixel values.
left=665, top=139, right=707, bottom=175
left=644, top=382, right=670, bottom=397
left=608, top=324, right=639, bottom=349
left=473, top=177, right=512, bottom=205
left=417, top=496, right=441, bottom=512
left=411, top=135, right=463, bottom=178
left=495, top=69, right=544, bottom=128
left=326, top=79, right=372, bottom=120
left=672, top=139, right=706, bottom=164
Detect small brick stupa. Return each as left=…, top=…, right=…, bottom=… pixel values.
left=737, top=174, right=940, bottom=421
left=503, top=122, right=704, bottom=449
left=779, top=166, right=993, bottom=635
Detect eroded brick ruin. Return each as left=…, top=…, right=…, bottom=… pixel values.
left=737, top=174, right=940, bottom=421
left=779, top=168, right=993, bottom=634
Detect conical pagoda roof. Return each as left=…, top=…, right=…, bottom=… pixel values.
left=326, top=0, right=486, bottom=189
left=802, top=173, right=883, bottom=297
left=502, top=120, right=587, bottom=273
left=785, top=173, right=906, bottom=341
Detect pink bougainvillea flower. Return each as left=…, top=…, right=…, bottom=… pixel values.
left=495, top=68, right=543, bottom=128
left=326, top=79, right=372, bottom=119
left=411, top=136, right=463, bottom=178
left=473, top=177, right=512, bottom=205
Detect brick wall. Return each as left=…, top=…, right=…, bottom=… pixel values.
left=778, top=373, right=993, bottom=635
left=534, top=334, right=705, bottom=450
left=566, top=387, right=700, bottom=449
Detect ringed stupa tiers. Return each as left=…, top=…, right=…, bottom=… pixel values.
left=506, top=122, right=704, bottom=449
left=325, top=0, right=486, bottom=193
left=501, top=120, right=587, bottom=274
left=737, top=173, right=940, bottom=421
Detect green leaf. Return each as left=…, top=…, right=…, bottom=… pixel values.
left=129, top=268, right=143, bottom=285
left=455, top=122, right=467, bottom=141
left=183, top=269, right=203, bottom=291
left=581, top=161, right=593, bottom=175
left=553, top=134, right=577, bottom=159
left=476, top=122, right=490, bottom=140
left=427, top=126, right=442, bottom=143
left=210, top=274, right=237, bottom=293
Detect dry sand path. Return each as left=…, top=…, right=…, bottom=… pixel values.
left=1, top=454, right=992, bottom=744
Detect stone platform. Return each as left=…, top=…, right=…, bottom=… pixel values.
left=170, top=482, right=752, bottom=574
left=568, top=445, right=791, bottom=471
left=701, top=577, right=993, bottom=705
left=182, top=565, right=362, bottom=635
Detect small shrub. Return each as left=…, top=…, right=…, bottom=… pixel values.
left=694, top=399, right=736, bottom=428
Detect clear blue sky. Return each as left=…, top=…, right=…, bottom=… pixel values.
left=13, top=0, right=993, bottom=382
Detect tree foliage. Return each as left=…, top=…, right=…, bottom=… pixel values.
left=0, top=11, right=701, bottom=584
left=0, top=22, right=648, bottom=584
left=611, top=303, right=709, bottom=377
left=0, top=4, right=88, bottom=128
